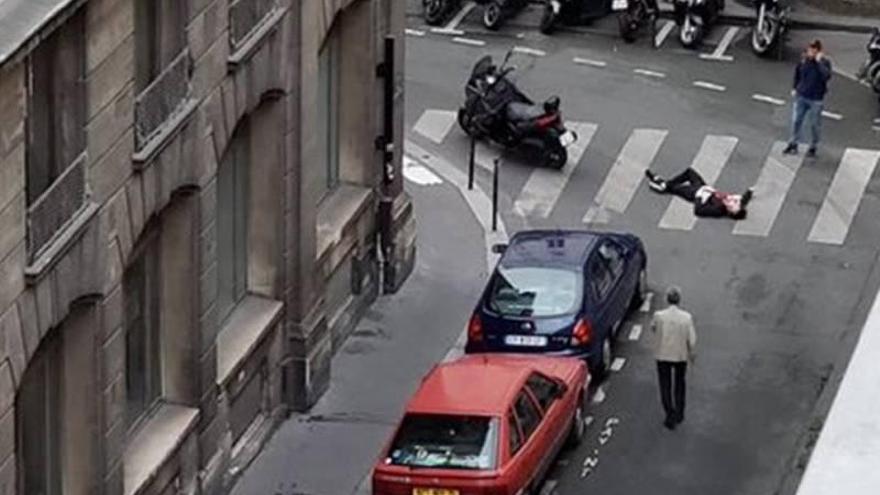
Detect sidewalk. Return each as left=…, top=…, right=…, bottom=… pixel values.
left=229, top=152, right=492, bottom=495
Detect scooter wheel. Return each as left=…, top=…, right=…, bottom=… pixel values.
left=545, top=146, right=567, bottom=170
left=618, top=13, right=637, bottom=43
left=424, top=0, right=446, bottom=26
left=540, top=4, right=557, bottom=35
left=483, top=3, right=503, bottom=30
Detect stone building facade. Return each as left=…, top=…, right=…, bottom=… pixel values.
left=0, top=0, right=413, bottom=494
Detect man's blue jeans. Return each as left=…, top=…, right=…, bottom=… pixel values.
left=789, top=96, right=824, bottom=149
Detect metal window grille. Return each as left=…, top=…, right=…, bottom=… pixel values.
left=133, top=48, right=192, bottom=151
left=229, top=0, right=277, bottom=51
left=26, top=153, right=88, bottom=261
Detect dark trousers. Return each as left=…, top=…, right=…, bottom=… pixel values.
left=657, top=361, right=688, bottom=423
left=664, top=168, right=706, bottom=203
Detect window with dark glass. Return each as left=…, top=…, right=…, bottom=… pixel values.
left=508, top=411, right=523, bottom=455
left=318, top=27, right=341, bottom=193
left=598, top=240, right=625, bottom=278
left=17, top=335, right=62, bottom=495
left=513, top=391, right=542, bottom=441
left=134, top=0, right=187, bottom=91
left=217, top=122, right=250, bottom=323
left=589, top=257, right=615, bottom=300
left=526, top=373, right=559, bottom=411
left=125, top=231, right=162, bottom=427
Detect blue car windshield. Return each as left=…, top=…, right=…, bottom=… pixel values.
left=488, top=266, right=581, bottom=317
left=387, top=414, right=498, bottom=470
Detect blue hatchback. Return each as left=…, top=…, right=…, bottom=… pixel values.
left=465, top=230, right=647, bottom=376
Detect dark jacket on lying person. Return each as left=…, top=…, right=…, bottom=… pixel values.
left=646, top=168, right=751, bottom=220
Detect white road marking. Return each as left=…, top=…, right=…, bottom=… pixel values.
left=514, top=122, right=598, bottom=218
left=700, top=26, right=739, bottom=61
left=444, top=1, right=476, bottom=31
left=405, top=28, right=426, bottom=37
left=874, top=118, right=880, bottom=124
left=628, top=324, right=643, bottom=341
left=584, top=415, right=594, bottom=427
left=822, top=110, right=844, bottom=121
left=640, top=292, right=653, bottom=313
left=475, top=142, right=501, bottom=172
left=733, top=141, right=805, bottom=237
left=403, top=156, right=443, bottom=186
left=633, top=68, right=667, bottom=79
left=539, top=479, right=558, bottom=495
left=581, top=452, right=599, bottom=478
left=413, top=109, right=457, bottom=144
left=808, top=148, right=880, bottom=245
left=692, top=80, right=727, bottom=92
left=873, top=126, right=880, bottom=132
left=452, top=37, right=486, bottom=47
left=513, top=46, right=547, bottom=57
left=583, top=129, right=668, bottom=223
left=659, top=135, right=738, bottom=231
left=753, top=94, right=786, bottom=106
left=654, top=20, right=675, bottom=48
left=592, top=386, right=606, bottom=404
left=430, top=27, right=465, bottom=35
left=698, top=53, right=734, bottom=62
left=610, top=357, right=626, bottom=372
left=573, top=57, right=607, bottom=68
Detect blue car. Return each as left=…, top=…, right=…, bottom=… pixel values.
left=465, top=230, right=647, bottom=376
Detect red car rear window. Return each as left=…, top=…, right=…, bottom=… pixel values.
left=386, top=414, right=499, bottom=470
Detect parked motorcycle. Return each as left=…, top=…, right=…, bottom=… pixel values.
left=458, top=52, right=578, bottom=169
left=672, top=0, right=724, bottom=48
left=483, top=0, right=529, bottom=30
left=751, top=0, right=789, bottom=58
left=613, top=0, right=659, bottom=44
left=857, top=28, right=880, bottom=98
left=423, top=0, right=462, bottom=26
left=539, top=0, right=612, bottom=34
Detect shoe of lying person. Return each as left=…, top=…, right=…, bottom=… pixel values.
left=742, top=188, right=754, bottom=206
left=645, top=170, right=667, bottom=192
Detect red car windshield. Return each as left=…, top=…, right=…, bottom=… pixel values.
left=386, top=414, right=499, bottom=470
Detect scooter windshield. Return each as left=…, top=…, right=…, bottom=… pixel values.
left=471, top=56, right=495, bottom=79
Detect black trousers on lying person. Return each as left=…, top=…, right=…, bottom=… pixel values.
left=664, top=168, right=706, bottom=203
left=657, top=361, right=688, bottom=425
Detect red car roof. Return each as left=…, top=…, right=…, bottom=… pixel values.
left=406, top=354, right=578, bottom=416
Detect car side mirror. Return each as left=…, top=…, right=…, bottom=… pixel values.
left=491, top=243, right=508, bottom=254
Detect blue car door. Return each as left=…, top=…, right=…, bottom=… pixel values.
left=595, top=239, right=630, bottom=337
left=586, top=254, right=616, bottom=345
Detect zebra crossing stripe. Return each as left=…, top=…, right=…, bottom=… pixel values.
left=733, top=141, right=805, bottom=237
left=808, top=148, right=880, bottom=245
left=413, top=110, right=457, bottom=144
left=659, top=136, right=738, bottom=231
left=514, top=122, right=598, bottom=218
left=583, top=129, right=668, bottom=223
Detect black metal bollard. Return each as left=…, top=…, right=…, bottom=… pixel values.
left=492, top=157, right=499, bottom=232
left=468, top=136, right=476, bottom=190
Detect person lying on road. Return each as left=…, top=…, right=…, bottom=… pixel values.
left=645, top=168, right=754, bottom=220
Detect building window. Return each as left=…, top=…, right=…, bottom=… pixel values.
left=125, top=231, right=162, bottom=428
left=217, top=122, right=250, bottom=323
left=229, top=0, right=277, bottom=51
left=25, top=9, right=87, bottom=260
left=318, top=29, right=341, bottom=194
left=17, top=334, right=62, bottom=495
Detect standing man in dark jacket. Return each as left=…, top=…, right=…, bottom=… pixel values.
left=783, top=40, right=832, bottom=157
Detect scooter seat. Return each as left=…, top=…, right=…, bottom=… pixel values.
left=506, top=102, right=545, bottom=122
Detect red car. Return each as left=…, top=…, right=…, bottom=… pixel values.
left=372, top=354, right=590, bottom=495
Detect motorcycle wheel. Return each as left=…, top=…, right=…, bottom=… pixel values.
left=751, top=19, right=780, bottom=57
left=483, top=3, right=503, bottom=30
left=540, top=3, right=558, bottom=34
left=545, top=145, right=567, bottom=170
left=618, top=12, right=637, bottom=43
left=424, top=0, right=446, bottom=25
left=679, top=17, right=701, bottom=49
left=457, top=108, right=484, bottom=138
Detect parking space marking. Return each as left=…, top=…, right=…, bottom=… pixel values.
left=700, top=26, right=739, bottom=61
left=628, top=324, right=643, bottom=341
left=660, top=135, right=738, bottom=231
left=692, top=80, right=727, bottom=92
left=822, top=110, right=844, bottom=121
left=429, top=27, right=465, bottom=35
left=539, top=479, right=558, bottom=495
left=573, top=57, right=607, bottom=68
left=633, top=68, right=667, bottom=79
left=514, top=46, right=547, bottom=57
left=405, top=28, right=426, bottom=37
left=452, top=36, right=486, bottom=47
left=873, top=126, right=880, bottom=132
left=640, top=292, right=653, bottom=313
left=444, top=1, right=476, bottom=31
left=610, top=357, right=627, bottom=372
left=654, top=20, right=675, bottom=48
left=733, top=141, right=805, bottom=238
left=413, top=109, right=457, bottom=144
left=592, top=387, right=607, bottom=404
left=808, top=148, right=880, bottom=245
left=753, top=94, right=786, bottom=106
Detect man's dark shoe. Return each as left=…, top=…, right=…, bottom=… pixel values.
left=807, top=147, right=817, bottom=158
left=663, top=418, right=677, bottom=430
left=782, top=143, right=798, bottom=155
left=742, top=188, right=754, bottom=206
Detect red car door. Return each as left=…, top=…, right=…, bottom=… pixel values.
left=505, top=387, right=556, bottom=493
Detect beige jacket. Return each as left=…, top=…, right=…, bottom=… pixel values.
left=650, top=305, right=697, bottom=363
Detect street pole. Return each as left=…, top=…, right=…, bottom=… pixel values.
left=377, top=35, right=396, bottom=293
left=492, top=157, right=499, bottom=232
left=468, top=136, right=476, bottom=190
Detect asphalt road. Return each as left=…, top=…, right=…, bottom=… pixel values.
left=403, top=3, right=880, bottom=495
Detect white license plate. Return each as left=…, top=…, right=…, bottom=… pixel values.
left=560, top=130, right=576, bottom=147
left=612, top=0, right=629, bottom=11
left=505, top=335, right=548, bottom=347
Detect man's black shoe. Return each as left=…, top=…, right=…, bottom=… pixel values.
left=742, top=188, right=754, bottom=206
left=663, top=418, right=677, bottom=430
left=807, top=147, right=817, bottom=158
left=782, top=143, right=798, bottom=155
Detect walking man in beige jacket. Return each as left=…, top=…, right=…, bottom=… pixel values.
left=651, top=286, right=697, bottom=430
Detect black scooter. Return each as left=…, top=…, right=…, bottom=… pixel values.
left=672, top=0, right=724, bottom=48
left=540, top=0, right=611, bottom=35
left=458, top=52, right=578, bottom=169
left=423, top=0, right=462, bottom=26
left=613, top=0, right=659, bottom=44
left=857, top=28, right=880, bottom=99
left=751, top=0, right=789, bottom=59
left=483, top=0, right=529, bottom=30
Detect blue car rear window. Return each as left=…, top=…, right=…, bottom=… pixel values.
left=487, top=267, right=581, bottom=317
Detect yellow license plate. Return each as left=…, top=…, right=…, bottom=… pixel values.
left=413, top=489, right=459, bottom=495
